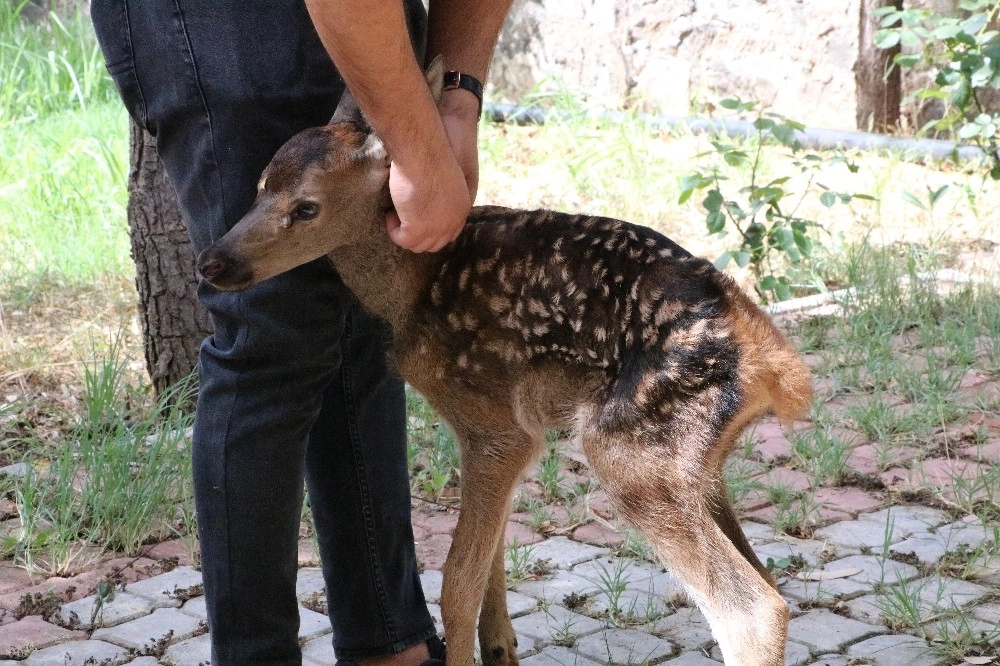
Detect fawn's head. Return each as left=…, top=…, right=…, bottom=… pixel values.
left=197, top=57, right=445, bottom=291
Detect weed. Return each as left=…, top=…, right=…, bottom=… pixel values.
left=615, top=529, right=657, bottom=565
left=406, top=390, right=460, bottom=500
left=537, top=442, right=565, bottom=502
left=505, top=538, right=550, bottom=587
left=790, top=425, right=852, bottom=487
left=5, top=338, right=195, bottom=573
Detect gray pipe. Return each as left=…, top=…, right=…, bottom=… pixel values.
left=483, top=103, right=991, bottom=164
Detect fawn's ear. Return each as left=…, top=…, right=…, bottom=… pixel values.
left=330, top=87, right=366, bottom=125
left=425, top=55, right=444, bottom=104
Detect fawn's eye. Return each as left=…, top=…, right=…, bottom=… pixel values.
left=290, top=202, right=319, bottom=223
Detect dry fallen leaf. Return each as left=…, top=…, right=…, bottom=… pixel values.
left=963, top=657, right=994, bottom=665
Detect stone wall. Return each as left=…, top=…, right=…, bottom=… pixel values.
left=489, top=0, right=956, bottom=131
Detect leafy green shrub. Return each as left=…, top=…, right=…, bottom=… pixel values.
left=679, top=98, right=867, bottom=302
left=875, top=0, right=1000, bottom=178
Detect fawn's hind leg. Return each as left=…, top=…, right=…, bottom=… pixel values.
left=583, top=434, right=788, bottom=666
left=708, top=479, right=775, bottom=585
left=440, top=428, right=539, bottom=666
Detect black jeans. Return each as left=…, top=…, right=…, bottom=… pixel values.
left=90, top=2, right=434, bottom=663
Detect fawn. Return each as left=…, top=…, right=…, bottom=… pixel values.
left=197, top=58, right=812, bottom=666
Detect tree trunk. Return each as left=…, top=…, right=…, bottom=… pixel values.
left=855, top=0, right=903, bottom=133
left=127, top=121, right=213, bottom=398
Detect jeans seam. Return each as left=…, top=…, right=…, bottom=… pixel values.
left=340, top=305, right=399, bottom=646
left=120, top=0, right=148, bottom=127
left=168, top=2, right=241, bottom=659
left=170, top=0, right=231, bottom=241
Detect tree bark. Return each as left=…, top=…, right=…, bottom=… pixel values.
left=856, top=0, right=903, bottom=133
left=127, top=121, right=213, bottom=399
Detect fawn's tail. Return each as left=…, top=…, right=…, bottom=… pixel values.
left=723, top=281, right=813, bottom=427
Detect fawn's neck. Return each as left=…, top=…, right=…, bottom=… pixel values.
left=325, top=215, right=440, bottom=333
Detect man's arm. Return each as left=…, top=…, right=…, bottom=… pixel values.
left=303, top=1, right=512, bottom=253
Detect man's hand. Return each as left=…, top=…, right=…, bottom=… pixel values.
left=387, top=87, right=481, bottom=252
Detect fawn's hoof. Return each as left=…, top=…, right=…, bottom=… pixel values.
left=481, top=637, right=518, bottom=666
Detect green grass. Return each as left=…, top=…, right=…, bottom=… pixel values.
left=0, top=100, right=131, bottom=285
left=1, top=4, right=131, bottom=287
left=4, top=332, right=195, bottom=575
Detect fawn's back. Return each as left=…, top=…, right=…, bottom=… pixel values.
left=395, top=205, right=810, bottom=442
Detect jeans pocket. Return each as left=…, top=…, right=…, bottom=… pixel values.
left=91, top=0, right=148, bottom=129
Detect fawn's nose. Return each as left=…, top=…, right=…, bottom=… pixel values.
left=197, top=254, right=227, bottom=281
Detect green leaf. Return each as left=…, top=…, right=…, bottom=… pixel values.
left=820, top=190, right=838, bottom=208
left=714, top=252, right=732, bottom=269
left=901, top=190, right=926, bottom=210
left=734, top=251, right=752, bottom=268
left=719, top=98, right=744, bottom=110
left=958, top=121, right=983, bottom=139
left=723, top=150, right=748, bottom=167
left=703, top=189, right=724, bottom=212
left=932, top=23, right=962, bottom=40
left=875, top=30, right=901, bottom=49
left=774, top=279, right=793, bottom=302
left=706, top=210, right=727, bottom=235
left=927, top=185, right=949, bottom=206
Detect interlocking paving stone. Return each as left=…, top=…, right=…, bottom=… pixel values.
left=888, top=536, right=949, bottom=564
left=57, top=591, right=155, bottom=630
left=299, top=606, right=332, bottom=642
left=972, top=602, right=1000, bottom=623
left=302, top=634, right=335, bottom=666
left=814, top=518, right=900, bottom=551
left=588, top=588, right=671, bottom=624
left=754, top=537, right=832, bottom=567
left=160, top=631, right=211, bottom=666
left=626, top=570, right=687, bottom=604
left=419, top=570, right=443, bottom=603
left=526, top=537, right=608, bottom=569
left=740, top=521, right=778, bottom=545
left=844, top=594, right=885, bottom=625
left=787, top=608, right=886, bottom=653
left=779, top=574, right=870, bottom=601
left=846, top=634, right=944, bottom=666
left=863, top=507, right=951, bottom=539
left=123, top=566, right=203, bottom=609
left=514, top=570, right=601, bottom=605
left=507, top=590, right=540, bottom=618
left=573, top=628, right=674, bottom=665
left=660, top=653, right=719, bottom=666
left=511, top=606, right=604, bottom=649
left=0, top=616, right=84, bottom=657
left=891, top=519, right=993, bottom=565
left=781, top=553, right=922, bottom=602
left=923, top=616, right=1000, bottom=645
left=804, top=655, right=854, bottom=666
left=645, top=608, right=715, bottom=653
left=181, top=595, right=207, bottom=620
left=91, top=607, right=203, bottom=652
left=910, top=575, right=994, bottom=612
left=296, top=567, right=326, bottom=600
left=520, top=646, right=603, bottom=666
left=706, top=638, right=808, bottom=666
left=783, top=640, right=811, bottom=666
left=21, top=639, right=127, bottom=665
left=570, top=557, right=663, bottom=586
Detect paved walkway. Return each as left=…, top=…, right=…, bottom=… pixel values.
left=0, top=495, right=995, bottom=665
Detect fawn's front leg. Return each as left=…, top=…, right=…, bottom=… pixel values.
left=478, top=522, right=518, bottom=666
left=440, top=430, right=537, bottom=666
